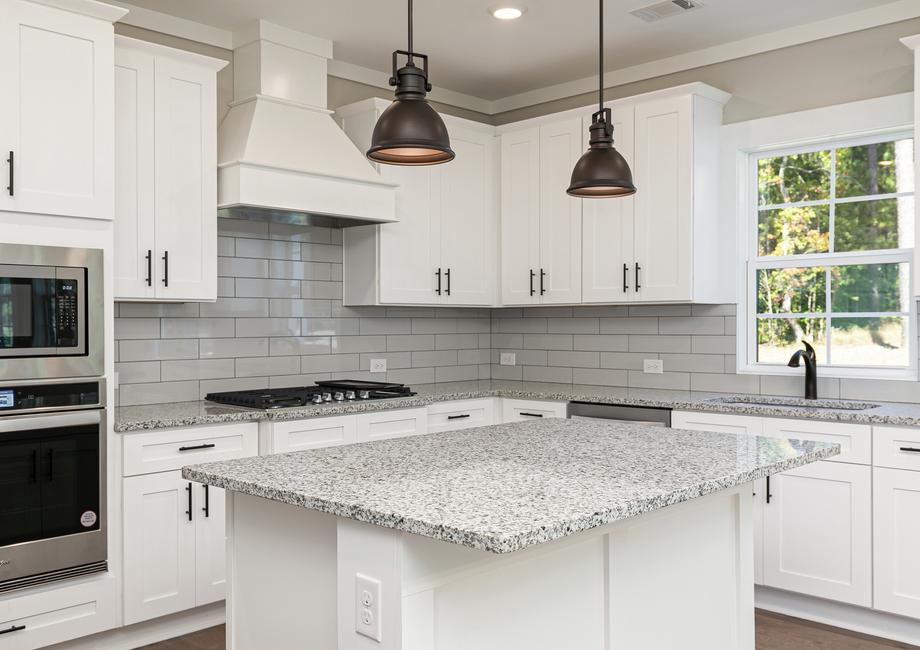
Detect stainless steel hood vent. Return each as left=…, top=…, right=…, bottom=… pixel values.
left=217, top=21, right=397, bottom=227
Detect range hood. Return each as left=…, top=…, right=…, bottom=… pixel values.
left=217, top=21, right=397, bottom=228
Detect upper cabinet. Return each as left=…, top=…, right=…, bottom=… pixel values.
left=113, top=37, right=227, bottom=302
left=336, top=98, right=498, bottom=307
left=500, top=116, right=583, bottom=305
left=0, top=0, right=126, bottom=219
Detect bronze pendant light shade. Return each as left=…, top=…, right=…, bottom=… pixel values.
left=567, top=0, right=636, bottom=197
left=367, top=0, right=454, bottom=165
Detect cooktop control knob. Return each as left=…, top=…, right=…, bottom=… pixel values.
left=358, top=390, right=371, bottom=399
left=345, top=390, right=356, bottom=400
left=311, top=394, right=324, bottom=404
left=333, top=392, right=345, bottom=402
left=322, top=392, right=332, bottom=402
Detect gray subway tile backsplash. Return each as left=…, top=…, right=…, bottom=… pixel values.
left=113, top=219, right=920, bottom=406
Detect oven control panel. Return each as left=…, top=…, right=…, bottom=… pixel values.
left=0, top=381, right=101, bottom=413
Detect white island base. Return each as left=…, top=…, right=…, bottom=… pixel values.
left=223, top=484, right=754, bottom=650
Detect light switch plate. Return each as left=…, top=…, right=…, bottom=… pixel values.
left=370, top=358, right=387, bottom=373
left=643, top=359, right=664, bottom=374
left=356, top=573, right=382, bottom=642
left=500, top=352, right=516, bottom=366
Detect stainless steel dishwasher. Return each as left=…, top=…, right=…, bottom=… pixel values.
left=567, top=401, right=671, bottom=427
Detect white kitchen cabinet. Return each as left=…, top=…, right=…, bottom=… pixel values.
left=114, top=37, right=226, bottom=301
left=873, top=467, right=920, bottom=618
left=582, top=85, right=730, bottom=303
left=337, top=99, right=498, bottom=306
left=0, top=0, right=124, bottom=219
left=428, top=398, right=496, bottom=432
left=501, top=399, right=567, bottom=422
left=762, top=417, right=871, bottom=465
left=195, top=482, right=227, bottom=606
left=356, top=407, right=428, bottom=442
left=762, top=461, right=872, bottom=607
left=499, top=116, right=583, bottom=305
left=874, top=425, right=920, bottom=472
left=269, top=415, right=357, bottom=453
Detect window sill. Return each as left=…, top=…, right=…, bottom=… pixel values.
left=736, top=364, right=918, bottom=382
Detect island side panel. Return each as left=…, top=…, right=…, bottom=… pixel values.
left=225, top=492, right=338, bottom=650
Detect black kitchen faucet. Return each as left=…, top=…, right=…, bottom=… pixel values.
left=787, top=340, right=817, bottom=400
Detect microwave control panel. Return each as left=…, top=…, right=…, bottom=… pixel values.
left=55, top=279, right=79, bottom=347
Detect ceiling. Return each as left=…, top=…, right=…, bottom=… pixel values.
left=119, top=0, right=912, bottom=102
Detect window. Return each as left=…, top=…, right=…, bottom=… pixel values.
left=746, top=134, right=916, bottom=378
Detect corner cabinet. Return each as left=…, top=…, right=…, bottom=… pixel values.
left=335, top=98, right=499, bottom=306
left=581, top=85, right=730, bottom=304
left=113, top=36, right=227, bottom=302
left=0, top=0, right=126, bottom=219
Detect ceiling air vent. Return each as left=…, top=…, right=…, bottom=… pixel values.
left=630, top=0, right=702, bottom=22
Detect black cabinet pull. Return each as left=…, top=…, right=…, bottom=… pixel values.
left=520, top=412, right=544, bottom=418
left=0, top=625, right=25, bottom=635
left=899, top=446, right=920, bottom=453
left=178, top=443, right=216, bottom=452
left=447, top=414, right=471, bottom=420
left=5, top=151, right=13, bottom=196
left=202, top=484, right=210, bottom=518
left=540, top=269, right=546, bottom=295
left=622, top=263, right=629, bottom=293
left=185, top=482, right=193, bottom=521
left=765, top=476, right=773, bottom=504
left=145, top=250, right=152, bottom=287
left=435, top=268, right=442, bottom=295
left=529, top=269, right=536, bottom=296
left=445, top=268, right=451, bottom=296
left=162, top=251, right=169, bottom=287
left=635, top=262, right=641, bottom=292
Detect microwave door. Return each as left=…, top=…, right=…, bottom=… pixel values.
left=0, top=265, right=57, bottom=358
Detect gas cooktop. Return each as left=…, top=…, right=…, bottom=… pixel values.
left=204, top=380, right=416, bottom=410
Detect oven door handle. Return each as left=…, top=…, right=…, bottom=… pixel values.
left=0, top=410, right=101, bottom=433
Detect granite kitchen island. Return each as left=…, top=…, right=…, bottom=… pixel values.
left=183, top=418, right=838, bottom=650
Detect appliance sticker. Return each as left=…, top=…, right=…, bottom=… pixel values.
left=80, top=510, right=97, bottom=528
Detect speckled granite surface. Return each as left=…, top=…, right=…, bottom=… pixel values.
left=182, top=418, right=838, bottom=553
left=116, top=379, right=920, bottom=432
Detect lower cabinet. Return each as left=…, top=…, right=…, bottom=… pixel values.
left=428, top=399, right=496, bottom=432
left=873, top=467, right=920, bottom=618
left=270, top=415, right=357, bottom=453
left=355, top=408, right=428, bottom=442
left=762, top=461, right=872, bottom=606
left=123, top=471, right=226, bottom=624
left=501, top=399, right=567, bottom=423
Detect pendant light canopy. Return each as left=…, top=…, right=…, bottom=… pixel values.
left=567, top=0, right=636, bottom=198
left=367, top=0, right=454, bottom=166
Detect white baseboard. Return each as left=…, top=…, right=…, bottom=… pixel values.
left=756, top=585, right=920, bottom=647
left=48, top=601, right=225, bottom=650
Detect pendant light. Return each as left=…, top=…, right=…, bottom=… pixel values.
left=567, top=0, right=636, bottom=197
left=367, top=0, right=455, bottom=165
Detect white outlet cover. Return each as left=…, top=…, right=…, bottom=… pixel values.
left=643, top=359, right=664, bottom=374
left=369, top=358, right=387, bottom=373
left=500, top=352, right=517, bottom=366
left=356, top=573, right=382, bottom=642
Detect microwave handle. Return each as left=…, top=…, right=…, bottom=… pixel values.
left=0, top=410, right=100, bottom=433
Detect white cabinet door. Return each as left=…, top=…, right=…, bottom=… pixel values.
left=195, top=483, right=226, bottom=606
left=428, top=398, right=495, bottom=432
left=114, top=45, right=156, bottom=299
left=356, top=408, right=428, bottom=442
left=0, top=0, right=114, bottom=219
left=873, top=467, right=920, bottom=619
left=153, top=56, right=217, bottom=301
left=378, top=163, right=442, bottom=304
left=500, top=128, right=541, bottom=305
left=633, top=95, right=692, bottom=302
left=582, top=105, right=636, bottom=303
left=123, top=471, right=197, bottom=624
left=538, top=117, right=583, bottom=304
left=763, top=462, right=872, bottom=606
left=270, top=416, right=357, bottom=453
left=670, top=410, right=763, bottom=436
left=440, top=125, right=496, bottom=306
left=501, top=399, right=567, bottom=422
left=762, top=417, right=871, bottom=465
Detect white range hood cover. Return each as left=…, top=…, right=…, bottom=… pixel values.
left=217, top=21, right=396, bottom=226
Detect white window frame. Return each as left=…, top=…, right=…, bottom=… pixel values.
left=729, top=93, right=918, bottom=381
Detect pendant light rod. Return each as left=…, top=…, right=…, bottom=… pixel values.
left=598, top=0, right=603, bottom=115
left=407, top=0, right=414, bottom=64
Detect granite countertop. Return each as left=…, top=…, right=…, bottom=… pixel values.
left=115, top=379, right=920, bottom=432
left=182, top=418, right=839, bottom=554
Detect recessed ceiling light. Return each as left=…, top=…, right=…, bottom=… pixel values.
left=491, top=6, right=524, bottom=20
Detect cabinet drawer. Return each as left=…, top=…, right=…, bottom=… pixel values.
left=501, top=399, right=566, bottom=423
left=0, top=577, right=116, bottom=649
left=762, top=418, right=870, bottom=465
left=356, top=408, right=427, bottom=442
left=123, top=422, right=259, bottom=476
left=671, top=411, right=763, bottom=435
left=271, top=416, right=357, bottom=453
left=873, top=426, right=920, bottom=471
left=428, top=399, right=495, bottom=433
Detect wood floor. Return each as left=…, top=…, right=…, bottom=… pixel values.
left=138, top=611, right=919, bottom=649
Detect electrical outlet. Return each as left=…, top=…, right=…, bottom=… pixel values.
left=355, top=573, right=382, bottom=642
left=643, top=359, right=664, bottom=374
left=369, top=358, right=387, bottom=373
left=500, top=352, right=516, bottom=366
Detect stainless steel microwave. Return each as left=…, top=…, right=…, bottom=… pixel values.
left=0, top=244, right=103, bottom=381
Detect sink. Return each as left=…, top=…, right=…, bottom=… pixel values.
left=706, top=395, right=879, bottom=411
